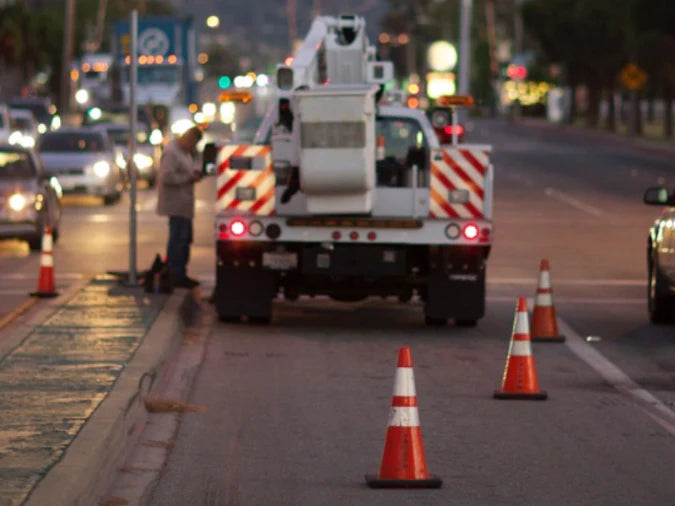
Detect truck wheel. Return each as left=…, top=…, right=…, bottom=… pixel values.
left=425, top=315, right=447, bottom=326
left=455, top=319, right=478, bottom=327
left=219, top=314, right=242, bottom=323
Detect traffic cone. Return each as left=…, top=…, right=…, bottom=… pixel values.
left=30, top=227, right=58, bottom=298
left=531, top=259, right=565, bottom=342
left=376, top=134, right=386, bottom=161
left=494, top=297, right=547, bottom=400
left=366, top=346, right=442, bottom=489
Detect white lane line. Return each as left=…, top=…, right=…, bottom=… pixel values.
left=544, top=187, right=605, bottom=217
left=487, top=296, right=643, bottom=305
left=557, top=317, right=675, bottom=437
left=0, top=273, right=84, bottom=280
left=489, top=277, right=644, bottom=287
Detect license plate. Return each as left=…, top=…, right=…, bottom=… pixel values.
left=262, top=252, right=298, bottom=270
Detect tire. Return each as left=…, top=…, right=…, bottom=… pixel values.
left=455, top=319, right=478, bottom=327
left=219, top=314, right=242, bottom=323
left=425, top=315, right=447, bottom=326
left=648, top=259, right=674, bottom=324
left=27, top=235, right=42, bottom=252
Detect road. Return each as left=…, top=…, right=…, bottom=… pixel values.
left=3, top=119, right=675, bottom=504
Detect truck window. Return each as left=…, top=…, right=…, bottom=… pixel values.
left=375, top=117, right=428, bottom=187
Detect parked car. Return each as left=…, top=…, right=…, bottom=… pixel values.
left=0, top=144, right=62, bottom=250
left=644, top=186, right=675, bottom=323
left=38, top=128, right=123, bottom=205
left=0, top=105, right=10, bottom=144
left=8, top=97, right=61, bottom=134
left=9, top=108, right=39, bottom=148
left=93, top=122, right=158, bottom=187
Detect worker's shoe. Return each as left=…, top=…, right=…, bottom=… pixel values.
left=173, top=277, right=200, bottom=289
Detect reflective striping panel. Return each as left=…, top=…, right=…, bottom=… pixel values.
left=509, top=339, right=533, bottom=357
left=387, top=406, right=421, bottom=427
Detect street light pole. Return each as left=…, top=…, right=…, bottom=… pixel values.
left=458, top=0, right=472, bottom=96
left=128, top=10, right=138, bottom=285
left=60, top=0, right=76, bottom=113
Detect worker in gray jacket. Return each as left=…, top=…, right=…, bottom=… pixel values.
left=157, top=127, right=203, bottom=288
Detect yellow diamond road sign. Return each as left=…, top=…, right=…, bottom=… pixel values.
left=621, top=63, right=647, bottom=91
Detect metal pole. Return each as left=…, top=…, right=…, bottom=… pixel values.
left=513, top=0, right=524, bottom=120
left=129, top=10, right=138, bottom=284
left=458, top=0, right=472, bottom=96
left=60, top=0, right=76, bottom=113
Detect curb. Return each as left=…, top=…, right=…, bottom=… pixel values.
left=24, top=289, right=199, bottom=506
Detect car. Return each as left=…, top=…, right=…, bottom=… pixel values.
left=0, top=144, right=62, bottom=250
left=93, top=122, right=158, bottom=187
left=0, top=104, right=10, bottom=144
left=644, top=186, right=675, bottom=323
left=8, top=97, right=61, bottom=134
left=38, top=128, right=123, bottom=205
left=428, top=106, right=465, bottom=144
left=9, top=108, right=39, bottom=149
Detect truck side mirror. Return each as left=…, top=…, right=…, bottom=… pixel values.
left=643, top=186, right=672, bottom=206
left=202, top=143, right=218, bottom=176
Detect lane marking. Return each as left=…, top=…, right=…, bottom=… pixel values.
left=0, top=273, right=84, bottom=280
left=544, top=187, right=605, bottom=217
left=488, top=277, right=644, bottom=287
left=556, top=316, right=675, bottom=437
left=0, top=298, right=38, bottom=332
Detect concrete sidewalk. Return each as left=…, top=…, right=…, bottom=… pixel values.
left=0, top=278, right=195, bottom=506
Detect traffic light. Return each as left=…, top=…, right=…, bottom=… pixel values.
left=505, top=64, right=527, bottom=80
left=218, top=75, right=232, bottom=89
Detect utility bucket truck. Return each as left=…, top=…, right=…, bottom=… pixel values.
left=203, top=15, right=494, bottom=325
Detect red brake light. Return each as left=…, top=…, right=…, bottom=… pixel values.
left=463, top=223, right=479, bottom=240
left=443, top=125, right=464, bottom=135
left=230, top=219, right=247, bottom=237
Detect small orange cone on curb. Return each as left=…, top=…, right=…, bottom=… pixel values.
left=531, top=259, right=565, bottom=342
left=366, top=346, right=442, bottom=489
left=30, top=227, right=58, bottom=298
left=494, top=297, right=547, bottom=400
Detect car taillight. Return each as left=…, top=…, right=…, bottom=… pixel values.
left=443, top=125, right=464, bottom=136
left=462, top=223, right=479, bottom=240
left=230, top=219, right=247, bottom=237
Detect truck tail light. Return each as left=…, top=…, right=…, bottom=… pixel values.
left=230, top=219, right=247, bottom=237
left=443, top=125, right=464, bottom=136
left=462, top=223, right=479, bottom=240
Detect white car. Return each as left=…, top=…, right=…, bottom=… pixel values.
left=0, top=105, right=10, bottom=144
left=38, top=128, right=123, bottom=205
left=9, top=108, right=39, bottom=149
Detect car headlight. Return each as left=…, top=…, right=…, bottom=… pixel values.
left=116, top=152, right=127, bottom=169
left=149, top=128, right=163, bottom=146
left=75, top=89, right=89, bottom=105
left=93, top=160, right=111, bottom=178
left=8, top=131, right=23, bottom=145
left=20, top=135, right=35, bottom=148
left=8, top=192, right=35, bottom=212
left=171, top=119, right=194, bottom=135
left=51, top=115, right=61, bottom=130
left=38, top=123, right=47, bottom=134
left=133, top=153, right=153, bottom=170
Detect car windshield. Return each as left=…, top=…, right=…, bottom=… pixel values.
left=0, top=151, right=35, bottom=178
left=105, top=125, right=150, bottom=146
left=39, top=132, right=105, bottom=152
left=11, top=117, right=32, bottom=130
left=9, top=102, right=52, bottom=123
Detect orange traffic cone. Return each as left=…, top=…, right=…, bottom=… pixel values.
left=531, top=259, right=565, bottom=342
left=494, top=297, right=547, bottom=400
left=30, top=227, right=58, bottom=298
left=376, top=134, right=385, bottom=161
left=366, top=347, right=442, bottom=488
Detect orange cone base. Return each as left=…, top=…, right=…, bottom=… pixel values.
left=493, top=390, right=547, bottom=400
left=30, top=291, right=58, bottom=298
left=365, top=474, right=442, bottom=489
left=531, top=335, right=566, bottom=343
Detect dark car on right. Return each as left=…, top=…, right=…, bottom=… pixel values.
left=644, top=186, right=675, bottom=323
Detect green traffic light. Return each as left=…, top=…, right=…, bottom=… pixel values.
left=218, top=76, right=231, bottom=89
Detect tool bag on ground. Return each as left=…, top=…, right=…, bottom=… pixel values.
left=143, top=253, right=173, bottom=294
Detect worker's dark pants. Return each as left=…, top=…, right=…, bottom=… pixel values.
left=167, top=216, right=192, bottom=282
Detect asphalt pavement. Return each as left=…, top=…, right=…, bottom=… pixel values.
left=105, top=119, right=675, bottom=505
